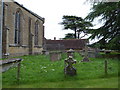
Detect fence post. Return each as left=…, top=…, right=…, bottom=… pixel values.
left=105, top=60, right=108, bottom=75
left=17, top=63, right=21, bottom=82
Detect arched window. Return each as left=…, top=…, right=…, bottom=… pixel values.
left=14, top=11, right=21, bottom=44
left=34, top=21, right=39, bottom=45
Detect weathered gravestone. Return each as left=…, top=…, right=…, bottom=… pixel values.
left=42, top=50, right=47, bottom=55
left=64, top=56, right=77, bottom=76
left=80, top=48, right=99, bottom=58
left=50, top=51, right=61, bottom=61
left=67, top=49, right=75, bottom=58
left=88, top=48, right=100, bottom=58
left=42, top=50, right=49, bottom=55
left=81, top=41, right=91, bottom=62
left=79, top=50, right=85, bottom=57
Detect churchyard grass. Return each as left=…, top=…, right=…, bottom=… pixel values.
left=2, top=53, right=119, bottom=88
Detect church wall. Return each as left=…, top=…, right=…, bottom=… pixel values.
left=2, top=1, right=44, bottom=58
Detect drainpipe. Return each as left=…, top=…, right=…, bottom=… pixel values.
left=0, top=0, right=3, bottom=59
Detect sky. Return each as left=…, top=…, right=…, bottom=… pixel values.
left=13, top=0, right=95, bottom=40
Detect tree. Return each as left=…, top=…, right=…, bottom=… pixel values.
left=63, top=33, right=75, bottom=39
left=86, top=1, right=120, bottom=50
left=77, top=21, right=93, bottom=39
left=60, top=15, right=93, bottom=39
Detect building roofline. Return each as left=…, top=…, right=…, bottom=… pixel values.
left=13, top=1, right=45, bottom=22
left=46, top=39, right=87, bottom=41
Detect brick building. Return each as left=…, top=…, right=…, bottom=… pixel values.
left=1, top=1, right=45, bottom=58
left=45, top=39, right=86, bottom=51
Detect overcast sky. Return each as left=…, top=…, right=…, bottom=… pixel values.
left=13, top=0, right=94, bottom=40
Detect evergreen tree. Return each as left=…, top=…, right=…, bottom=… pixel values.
left=63, top=33, right=75, bottom=39
left=60, top=15, right=93, bottom=39
left=86, top=1, right=120, bottom=50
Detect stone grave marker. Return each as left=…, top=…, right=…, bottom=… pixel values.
left=50, top=51, right=61, bottom=61
left=87, top=48, right=100, bottom=58
left=64, top=56, right=77, bottom=76
left=42, top=50, right=46, bottom=55
left=67, top=49, right=75, bottom=58
left=42, top=50, right=49, bottom=55
left=81, top=41, right=91, bottom=62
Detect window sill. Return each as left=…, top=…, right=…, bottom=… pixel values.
left=34, top=45, right=42, bottom=48
left=9, top=44, right=28, bottom=48
left=9, top=44, right=20, bottom=47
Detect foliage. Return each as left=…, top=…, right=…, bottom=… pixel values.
left=60, top=15, right=93, bottom=39
left=2, top=54, right=119, bottom=88
left=86, top=1, right=120, bottom=50
left=63, top=33, right=75, bottom=39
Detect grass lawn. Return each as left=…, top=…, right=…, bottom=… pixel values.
left=2, top=53, right=120, bottom=88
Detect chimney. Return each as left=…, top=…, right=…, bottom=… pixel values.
left=54, top=37, right=56, bottom=40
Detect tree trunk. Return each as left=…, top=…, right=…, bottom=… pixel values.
left=74, top=28, right=77, bottom=39
left=78, top=32, right=80, bottom=39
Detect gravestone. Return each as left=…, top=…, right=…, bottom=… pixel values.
left=87, top=48, right=100, bottom=58
left=42, top=50, right=46, bottom=55
left=81, top=57, right=90, bottom=62
left=79, top=50, right=85, bottom=57
left=50, top=51, right=61, bottom=61
left=67, top=49, right=75, bottom=58
left=88, top=51, right=96, bottom=58
left=64, top=56, right=77, bottom=76
left=42, top=50, right=49, bottom=55
left=80, top=49, right=99, bottom=58
left=81, top=41, right=91, bottom=62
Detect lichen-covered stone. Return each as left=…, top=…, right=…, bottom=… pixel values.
left=64, top=56, right=77, bottom=76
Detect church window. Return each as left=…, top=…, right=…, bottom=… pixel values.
left=14, top=11, right=21, bottom=44
left=34, top=21, right=39, bottom=45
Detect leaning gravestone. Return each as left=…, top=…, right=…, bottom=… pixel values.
left=50, top=51, right=61, bottom=61
left=64, top=56, right=77, bottom=76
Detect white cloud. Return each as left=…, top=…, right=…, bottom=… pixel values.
left=14, top=0, right=92, bottom=40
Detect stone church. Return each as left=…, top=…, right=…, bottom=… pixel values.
left=1, top=1, right=45, bottom=58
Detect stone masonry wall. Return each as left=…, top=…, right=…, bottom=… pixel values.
left=2, top=2, right=44, bottom=58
